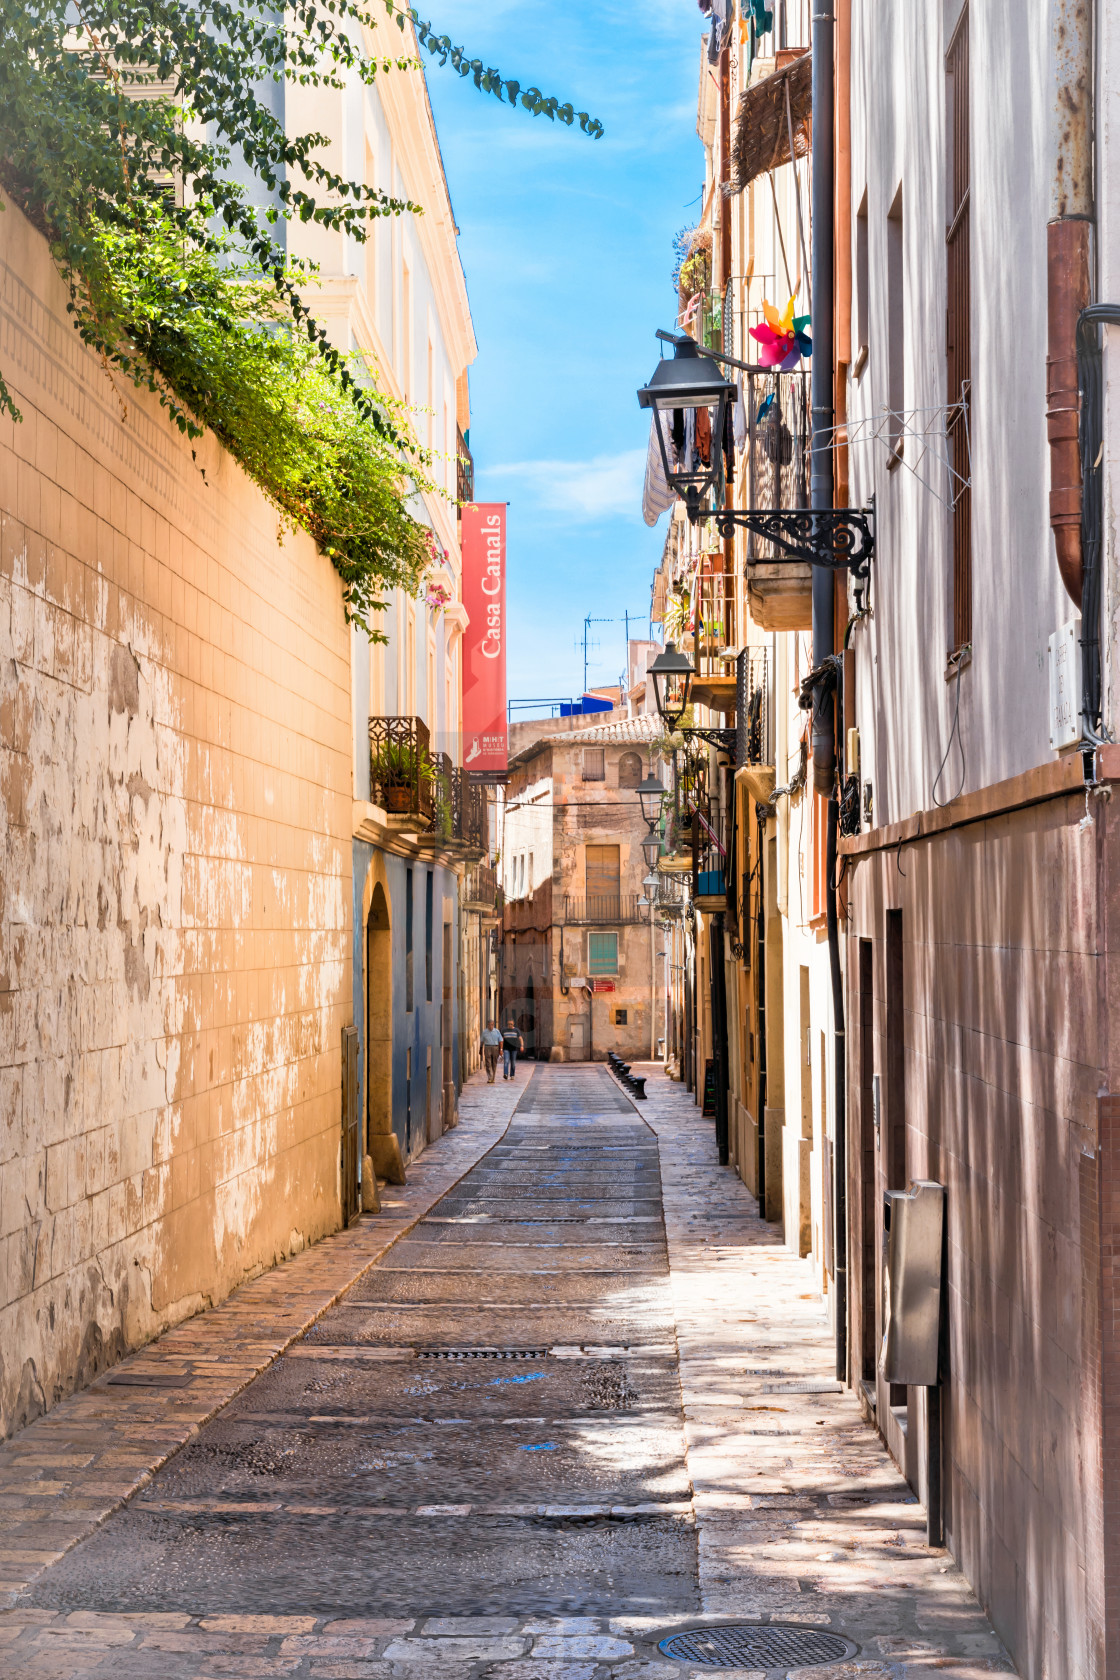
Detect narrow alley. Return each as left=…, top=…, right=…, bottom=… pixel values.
left=0, top=1067, right=1012, bottom=1677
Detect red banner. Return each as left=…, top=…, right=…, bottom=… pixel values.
left=461, top=503, right=508, bottom=775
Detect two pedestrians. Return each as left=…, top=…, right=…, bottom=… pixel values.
left=480, top=1021, right=502, bottom=1083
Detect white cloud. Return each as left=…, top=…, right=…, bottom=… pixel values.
left=482, top=448, right=646, bottom=521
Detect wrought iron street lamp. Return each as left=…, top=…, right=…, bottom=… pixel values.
left=637, top=331, right=875, bottom=577
left=641, top=832, right=662, bottom=870
left=636, top=771, right=665, bottom=828
left=637, top=335, right=735, bottom=522
left=647, top=642, right=694, bottom=731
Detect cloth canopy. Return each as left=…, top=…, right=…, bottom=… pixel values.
left=729, top=50, right=812, bottom=193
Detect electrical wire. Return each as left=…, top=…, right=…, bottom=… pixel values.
left=931, top=647, right=968, bottom=808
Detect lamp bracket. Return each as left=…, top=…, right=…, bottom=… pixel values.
left=680, top=726, right=738, bottom=752
left=684, top=500, right=876, bottom=579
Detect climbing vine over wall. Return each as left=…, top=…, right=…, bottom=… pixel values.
left=0, top=0, right=602, bottom=628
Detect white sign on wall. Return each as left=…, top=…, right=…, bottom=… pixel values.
left=1048, top=620, right=1081, bottom=751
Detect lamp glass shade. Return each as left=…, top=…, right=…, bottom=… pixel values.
left=641, top=833, right=661, bottom=869
left=648, top=641, right=694, bottom=730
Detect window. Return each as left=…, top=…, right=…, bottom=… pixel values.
left=614, top=1008, right=628, bottom=1026
left=582, top=747, right=605, bottom=782
left=585, top=844, right=620, bottom=916
left=425, top=870, right=433, bottom=1002
left=618, top=751, right=643, bottom=788
left=854, top=190, right=869, bottom=373
left=588, top=932, right=619, bottom=975
left=886, top=186, right=904, bottom=454
left=528, top=852, right=534, bottom=892
left=401, top=262, right=412, bottom=401
left=405, top=867, right=414, bottom=1012
left=364, top=143, right=377, bottom=312
left=946, top=2, right=971, bottom=652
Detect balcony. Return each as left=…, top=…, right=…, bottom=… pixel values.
left=736, top=647, right=774, bottom=770
left=369, top=715, right=433, bottom=822
left=457, top=426, right=474, bottom=506
left=563, top=895, right=643, bottom=925
left=689, top=565, right=738, bottom=717
left=427, top=758, right=486, bottom=855
left=463, top=863, right=501, bottom=915
left=742, top=367, right=813, bottom=631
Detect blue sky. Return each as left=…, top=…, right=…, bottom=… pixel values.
left=424, top=0, right=704, bottom=704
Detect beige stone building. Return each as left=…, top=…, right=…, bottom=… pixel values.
left=500, top=715, right=664, bottom=1063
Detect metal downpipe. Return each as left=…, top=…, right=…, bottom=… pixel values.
left=812, top=4, right=846, bottom=1380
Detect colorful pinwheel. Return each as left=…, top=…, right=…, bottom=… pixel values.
left=749, top=297, right=812, bottom=370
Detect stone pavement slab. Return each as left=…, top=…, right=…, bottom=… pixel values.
left=0, top=1065, right=529, bottom=1605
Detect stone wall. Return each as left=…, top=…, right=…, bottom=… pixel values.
left=0, top=198, right=353, bottom=1437
left=844, top=790, right=1103, bottom=1680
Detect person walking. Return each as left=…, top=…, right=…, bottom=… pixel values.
left=501, top=1016, right=523, bottom=1081
left=481, top=1020, right=502, bottom=1083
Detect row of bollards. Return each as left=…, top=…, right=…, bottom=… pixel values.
left=606, top=1051, right=647, bottom=1100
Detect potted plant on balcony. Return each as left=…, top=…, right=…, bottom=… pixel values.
left=371, top=739, right=432, bottom=814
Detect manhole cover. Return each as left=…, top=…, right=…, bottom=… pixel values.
left=658, top=1623, right=856, bottom=1670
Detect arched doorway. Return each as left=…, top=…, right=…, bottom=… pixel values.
left=366, top=882, right=402, bottom=1181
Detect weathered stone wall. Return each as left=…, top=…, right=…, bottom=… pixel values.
left=0, top=198, right=352, bottom=1438
left=844, top=793, right=1102, bottom=1680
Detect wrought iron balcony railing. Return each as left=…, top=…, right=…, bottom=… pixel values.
left=736, top=647, right=773, bottom=769
left=368, top=715, right=433, bottom=820
left=457, top=426, right=474, bottom=506
left=563, top=895, right=643, bottom=925
left=463, top=863, right=501, bottom=913
left=427, top=759, right=486, bottom=850
left=743, top=367, right=810, bottom=563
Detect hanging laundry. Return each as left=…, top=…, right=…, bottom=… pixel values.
left=708, top=0, right=729, bottom=61
left=695, top=404, right=712, bottom=467
left=734, top=377, right=748, bottom=451
left=642, top=415, right=676, bottom=527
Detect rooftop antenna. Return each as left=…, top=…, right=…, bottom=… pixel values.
left=582, top=615, right=613, bottom=694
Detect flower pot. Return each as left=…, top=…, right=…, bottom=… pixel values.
left=384, top=786, right=414, bottom=813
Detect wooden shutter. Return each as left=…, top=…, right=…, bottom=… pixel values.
left=585, top=845, right=620, bottom=917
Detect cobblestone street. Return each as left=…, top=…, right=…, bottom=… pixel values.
left=0, top=1066, right=1015, bottom=1678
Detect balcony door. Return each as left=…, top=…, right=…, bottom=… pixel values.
left=585, top=845, right=621, bottom=921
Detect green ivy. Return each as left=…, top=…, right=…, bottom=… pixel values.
left=0, top=0, right=602, bottom=626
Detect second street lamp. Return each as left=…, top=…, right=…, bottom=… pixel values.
left=641, top=832, right=662, bottom=870
left=647, top=642, right=694, bottom=731
left=636, top=770, right=665, bottom=829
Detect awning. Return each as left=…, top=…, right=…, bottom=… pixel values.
left=729, top=50, right=812, bottom=193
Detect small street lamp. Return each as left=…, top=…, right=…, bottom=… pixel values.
left=641, top=832, right=662, bottom=870
left=636, top=770, right=666, bottom=828
left=647, top=642, right=695, bottom=731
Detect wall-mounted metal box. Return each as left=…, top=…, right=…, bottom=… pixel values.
left=879, top=1180, right=945, bottom=1386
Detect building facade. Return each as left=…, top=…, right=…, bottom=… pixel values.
left=285, top=15, right=492, bottom=1185
left=500, top=714, right=664, bottom=1064
left=644, top=2, right=1120, bottom=1676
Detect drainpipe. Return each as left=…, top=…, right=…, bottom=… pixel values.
left=1047, top=0, right=1094, bottom=605
left=812, top=0, right=848, bottom=1383
left=811, top=0, right=836, bottom=772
